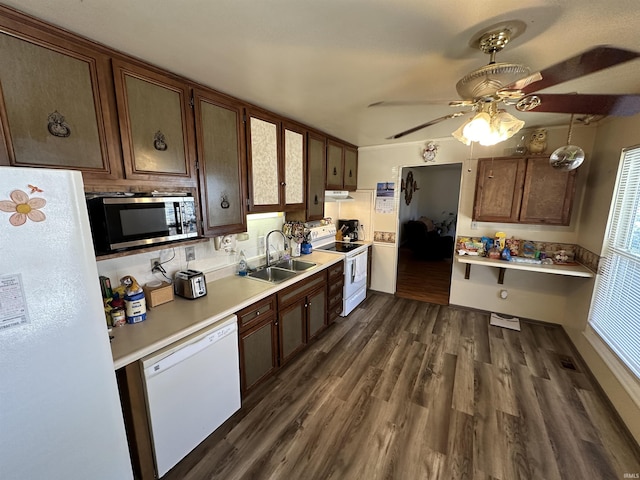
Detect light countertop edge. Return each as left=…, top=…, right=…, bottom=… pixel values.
left=110, top=251, right=346, bottom=370
left=456, top=255, right=595, bottom=277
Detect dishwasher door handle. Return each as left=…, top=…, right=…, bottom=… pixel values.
left=144, top=323, right=237, bottom=378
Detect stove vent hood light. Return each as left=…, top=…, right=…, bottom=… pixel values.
left=324, top=190, right=354, bottom=202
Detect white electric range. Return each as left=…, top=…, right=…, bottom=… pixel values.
left=308, top=224, right=369, bottom=316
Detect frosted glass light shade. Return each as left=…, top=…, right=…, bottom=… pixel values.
left=492, top=111, right=525, bottom=139
left=462, top=112, right=492, bottom=141
left=452, top=121, right=471, bottom=145
left=452, top=109, right=524, bottom=147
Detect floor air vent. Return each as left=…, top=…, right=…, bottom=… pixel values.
left=559, top=354, right=578, bottom=371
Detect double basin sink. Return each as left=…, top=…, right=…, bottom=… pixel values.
left=246, top=259, right=317, bottom=284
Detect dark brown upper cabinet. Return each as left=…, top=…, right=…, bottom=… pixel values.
left=306, top=131, right=327, bottom=221
left=0, top=9, right=123, bottom=183
left=325, top=140, right=344, bottom=190
left=112, top=59, right=196, bottom=186
left=473, top=156, right=576, bottom=225
left=325, top=139, right=357, bottom=191
left=343, top=146, right=358, bottom=190
left=193, top=87, right=247, bottom=237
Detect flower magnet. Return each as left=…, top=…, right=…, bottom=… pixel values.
left=0, top=189, right=46, bottom=226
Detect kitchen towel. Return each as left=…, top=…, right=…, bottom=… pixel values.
left=354, top=252, right=367, bottom=283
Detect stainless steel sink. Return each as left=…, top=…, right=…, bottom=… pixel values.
left=273, top=259, right=317, bottom=272
left=247, top=267, right=298, bottom=284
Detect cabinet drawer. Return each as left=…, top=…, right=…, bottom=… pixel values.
left=328, top=303, right=343, bottom=324
left=327, top=261, right=344, bottom=280
left=328, top=289, right=343, bottom=309
left=328, top=278, right=344, bottom=297
left=278, top=271, right=325, bottom=308
left=236, top=295, right=276, bottom=331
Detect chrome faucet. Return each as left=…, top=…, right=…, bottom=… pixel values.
left=265, top=230, right=288, bottom=267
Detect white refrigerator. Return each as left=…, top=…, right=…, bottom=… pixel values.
left=0, top=167, right=132, bottom=480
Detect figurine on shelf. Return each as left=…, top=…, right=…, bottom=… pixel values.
left=527, top=128, right=548, bottom=155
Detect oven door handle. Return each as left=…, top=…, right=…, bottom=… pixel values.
left=351, top=260, right=356, bottom=283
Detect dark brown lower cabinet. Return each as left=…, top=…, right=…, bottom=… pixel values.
left=306, top=286, right=327, bottom=341
left=237, top=295, right=278, bottom=396
left=278, top=300, right=307, bottom=364
left=277, top=271, right=327, bottom=367
left=238, top=270, right=329, bottom=397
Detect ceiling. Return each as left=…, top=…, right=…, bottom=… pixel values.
left=5, top=0, right=640, bottom=147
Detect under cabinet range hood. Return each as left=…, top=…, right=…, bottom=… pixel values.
left=324, top=190, right=354, bottom=202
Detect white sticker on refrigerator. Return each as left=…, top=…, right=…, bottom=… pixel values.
left=0, top=273, right=30, bottom=330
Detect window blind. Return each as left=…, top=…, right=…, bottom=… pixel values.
left=590, top=146, right=640, bottom=379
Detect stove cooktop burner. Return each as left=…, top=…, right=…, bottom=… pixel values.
left=316, top=242, right=361, bottom=253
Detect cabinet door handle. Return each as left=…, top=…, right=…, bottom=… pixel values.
left=314, top=194, right=319, bottom=205
left=281, top=181, right=286, bottom=186
left=349, top=169, right=352, bottom=178
left=333, top=167, right=337, bottom=176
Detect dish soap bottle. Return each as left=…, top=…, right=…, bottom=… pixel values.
left=237, top=250, right=248, bottom=276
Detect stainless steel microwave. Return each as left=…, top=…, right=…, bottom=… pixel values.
left=87, top=195, right=198, bottom=255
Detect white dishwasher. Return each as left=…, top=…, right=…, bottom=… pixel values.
left=141, top=315, right=241, bottom=477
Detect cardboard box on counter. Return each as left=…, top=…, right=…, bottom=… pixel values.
left=143, top=281, right=174, bottom=308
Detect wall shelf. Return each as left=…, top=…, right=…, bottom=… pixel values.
left=456, top=255, right=595, bottom=284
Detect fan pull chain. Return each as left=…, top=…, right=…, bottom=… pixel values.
left=567, top=113, right=576, bottom=145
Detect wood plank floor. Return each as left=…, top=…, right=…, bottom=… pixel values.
left=395, top=246, right=452, bottom=305
left=164, top=293, right=640, bottom=480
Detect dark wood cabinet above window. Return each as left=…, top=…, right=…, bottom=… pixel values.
left=473, top=156, right=577, bottom=225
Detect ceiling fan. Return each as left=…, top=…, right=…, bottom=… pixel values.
left=374, top=27, right=640, bottom=142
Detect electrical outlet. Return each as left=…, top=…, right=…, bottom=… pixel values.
left=185, top=246, right=196, bottom=262
left=150, top=257, right=160, bottom=269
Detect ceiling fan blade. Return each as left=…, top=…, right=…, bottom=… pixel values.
left=368, top=99, right=453, bottom=107
left=387, top=111, right=469, bottom=140
left=517, top=93, right=640, bottom=116
left=505, top=46, right=640, bottom=95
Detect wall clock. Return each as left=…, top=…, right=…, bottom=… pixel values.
left=422, top=141, right=438, bottom=162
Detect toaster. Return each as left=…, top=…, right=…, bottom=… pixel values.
left=174, top=269, right=207, bottom=299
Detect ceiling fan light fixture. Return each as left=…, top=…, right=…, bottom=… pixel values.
left=452, top=109, right=524, bottom=146
left=492, top=110, right=525, bottom=139
left=452, top=121, right=472, bottom=145
left=462, top=112, right=492, bottom=141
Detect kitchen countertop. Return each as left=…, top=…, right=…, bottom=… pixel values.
left=110, top=250, right=345, bottom=370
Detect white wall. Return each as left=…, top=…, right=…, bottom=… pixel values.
left=564, top=115, right=640, bottom=442
left=358, top=124, right=596, bottom=308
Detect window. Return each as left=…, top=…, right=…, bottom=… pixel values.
left=589, top=145, right=640, bottom=379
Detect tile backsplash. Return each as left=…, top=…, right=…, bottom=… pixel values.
left=97, top=213, right=284, bottom=289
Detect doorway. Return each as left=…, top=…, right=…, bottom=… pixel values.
left=395, top=163, right=462, bottom=305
